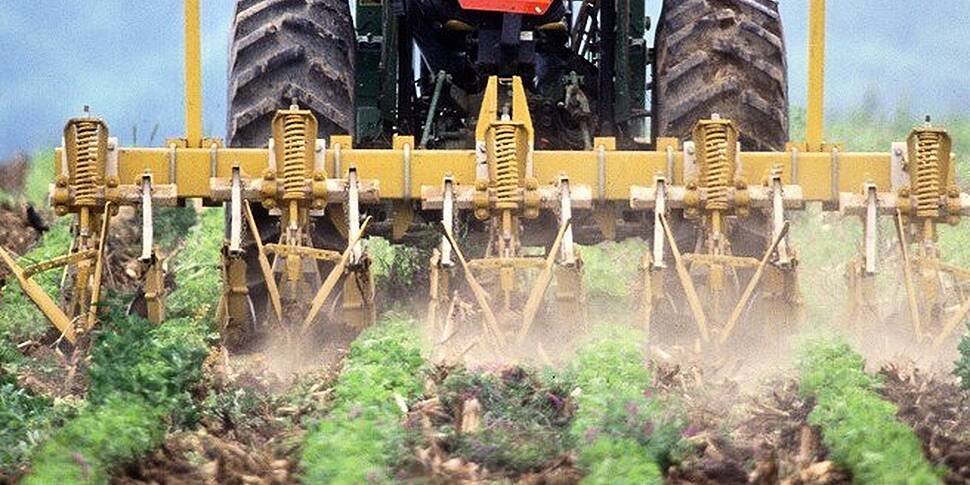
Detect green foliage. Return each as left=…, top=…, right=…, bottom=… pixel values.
left=167, top=209, right=224, bottom=320
left=0, top=221, right=73, bottom=347
left=0, top=381, right=82, bottom=478
left=87, top=314, right=212, bottom=423
left=798, top=338, right=941, bottom=484
left=580, top=239, right=644, bottom=300
left=149, top=207, right=198, bottom=251
left=369, top=237, right=425, bottom=297
left=440, top=367, right=572, bottom=472
left=957, top=324, right=970, bottom=391
left=22, top=211, right=218, bottom=484
left=300, top=316, right=425, bottom=484
left=24, top=150, right=56, bottom=208
left=24, top=396, right=166, bottom=485
left=568, top=326, right=682, bottom=484
left=578, top=437, right=663, bottom=484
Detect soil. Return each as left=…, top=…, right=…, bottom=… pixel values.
left=878, top=363, right=970, bottom=484
left=113, top=348, right=341, bottom=485
left=659, top=364, right=850, bottom=485
left=0, top=153, right=29, bottom=194
left=0, top=203, right=42, bottom=260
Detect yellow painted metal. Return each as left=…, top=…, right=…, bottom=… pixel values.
left=302, top=217, right=373, bottom=332
left=806, top=0, right=827, bottom=150
left=720, top=221, right=790, bottom=345
left=659, top=212, right=710, bottom=343
left=518, top=218, right=572, bottom=344
left=0, top=247, right=76, bottom=343
left=184, top=0, right=203, bottom=147
left=52, top=145, right=895, bottom=205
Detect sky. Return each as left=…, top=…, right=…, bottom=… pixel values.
left=0, top=1, right=968, bottom=158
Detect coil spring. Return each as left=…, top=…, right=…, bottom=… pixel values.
left=914, top=130, right=943, bottom=217
left=282, top=113, right=308, bottom=198
left=702, top=124, right=730, bottom=211
left=494, top=124, right=519, bottom=208
left=73, top=121, right=100, bottom=206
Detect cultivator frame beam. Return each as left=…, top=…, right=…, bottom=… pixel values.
left=24, top=82, right=969, bottom=348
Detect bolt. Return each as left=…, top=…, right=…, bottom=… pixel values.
left=894, top=147, right=903, bottom=156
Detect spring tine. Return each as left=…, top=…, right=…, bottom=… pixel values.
left=895, top=210, right=923, bottom=341
left=440, top=223, right=507, bottom=348
left=933, top=296, right=970, bottom=348
left=243, top=201, right=283, bottom=326
left=658, top=212, right=710, bottom=343
left=720, top=221, right=791, bottom=345
left=302, top=216, right=372, bottom=332
left=518, top=218, right=572, bottom=344
left=86, top=203, right=112, bottom=331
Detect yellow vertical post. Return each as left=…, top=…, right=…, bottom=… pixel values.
left=184, top=0, right=203, bottom=147
left=806, top=0, right=826, bottom=151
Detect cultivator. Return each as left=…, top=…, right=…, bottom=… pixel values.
left=3, top=0, right=969, bottom=353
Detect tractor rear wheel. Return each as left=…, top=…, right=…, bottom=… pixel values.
left=652, top=0, right=789, bottom=151
left=227, top=0, right=355, bottom=146
left=226, top=0, right=355, bottom=346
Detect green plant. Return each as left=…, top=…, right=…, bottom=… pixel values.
left=580, top=239, right=644, bottom=300
left=167, top=209, right=224, bottom=320
left=22, top=211, right=220, bottom=484
left=799, top=338, right=940, bottom=484
left=0, top=221, right=73, bottom=347
left=23, top=396, right=166, bottom=485
left=369, top=237, right=425, bottom=298
left=299, top=315, right=425, bottom=484
left=24, top=150, right=55, bottom=208
left=0, top=380, right=82, bottom=479
left=957, top=324, right=970, bottom=391
left=568, top=326, right=682, bottom=484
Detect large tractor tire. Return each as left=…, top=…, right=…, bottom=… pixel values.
left=652, top=0, right=789, bottom=151
left=227, top=0, right=355, bottom=146
left=225, top=0, right=355, bottom=346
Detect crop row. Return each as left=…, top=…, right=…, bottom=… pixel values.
left=798, top=338, right=940, bottom=484
left=568, top=327, right=683, bottom=484
left=299, top=315, right=425, bottom=483
left=23, top=209, right=221, bottom=484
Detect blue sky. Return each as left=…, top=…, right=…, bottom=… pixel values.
left=1, top=1, right=968, bottom=158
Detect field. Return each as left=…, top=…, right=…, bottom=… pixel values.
left=1, top=106, right=969, bottom=484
